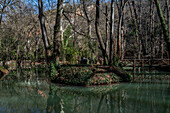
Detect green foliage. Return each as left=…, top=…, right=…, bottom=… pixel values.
left=50, top=62, right=57, bottom=80
left=113, top=54, right=119, bottom=66
left=129, top=31, right=136, bottom=37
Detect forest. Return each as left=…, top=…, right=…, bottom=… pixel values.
left=0, top=0, right=170, bottom=113
left=0, top=0, right=169, bottom=85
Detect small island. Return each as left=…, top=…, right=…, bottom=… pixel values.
left=51, top=65, right=132, bottom=86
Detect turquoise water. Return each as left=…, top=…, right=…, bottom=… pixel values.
left=0, top=68, right=170, bottom=113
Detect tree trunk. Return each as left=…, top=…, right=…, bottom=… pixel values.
left=109, top=0, right=115, bottom=65
left=132, top=0, right=140, bottom=59
left=0, top=10, right=3, bottom=26
left=150, top=0, right=155, bottom=59
left=116, top=0, right=128, bottom=60
left=73, top=0, right=76, bottom=47
left=95, top=0, right=107, bottom=64
left=166, top=0, right=169, bottom=36
left=117, top=12, right=123, bottom=59
left=82, top=0, right=91, bottom=38
left=138, top=0, right=143, bottom=58
left=53, top=0, right=64, bottom=61
left=82, top=0, right=94, bottom=59
left=105, top=5, right=109, bottom=61
left=154, top=0, right=170, bottom=56
left=38, top=0, right=52, bottom=62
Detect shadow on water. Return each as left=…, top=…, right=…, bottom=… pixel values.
left=0, top=67, right=170, bottom=113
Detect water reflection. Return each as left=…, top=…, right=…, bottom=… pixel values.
left=46, top=83, right=170, bottom=113
left=0, top=68, right=170, bottom=113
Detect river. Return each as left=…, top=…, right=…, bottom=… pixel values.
left=0, top=67, right=169, bottom=113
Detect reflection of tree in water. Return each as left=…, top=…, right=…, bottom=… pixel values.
left=0, top=67, right=50, bottom=113
left=46, top=84, right=126, bottom=113
left=0, top=80, right=48, bottom=113
left=164, top=84, right=170, bottom=113
left=1, top=68, right=169, bottom=113
left=46, top=85, right=61, bottom=113
left=46, top=83, right=170, bottom=113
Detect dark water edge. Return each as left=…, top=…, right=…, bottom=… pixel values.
left=0, top=67, right=170, bottom=113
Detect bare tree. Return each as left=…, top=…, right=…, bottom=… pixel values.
left=109, top=0, right=115, bottom=65
left=154, top=0, right=170, bottom=56
left=53, top=0, right=64, bottom=61
left=38, top=0, right=52, bottom=62
left=95, top=0, right=108, bottom=64
left=116, top=0, right=128, bottom=59
left=0, top=0, right=12, bottom=25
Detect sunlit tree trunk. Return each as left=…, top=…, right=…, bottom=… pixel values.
left=38, top=0, right=52, bottom=62
left=109, top=0, right=115, bottom=65
left=105, top=4, right=109, bottom=62
left=116, top=0, right=128, bottom=60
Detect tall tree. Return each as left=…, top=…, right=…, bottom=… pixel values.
left=154, top=0, right=170, bottom=55
left=38, top=0, right=64, bottom=63
left=53, top=0, right=64, bottom=61
left=38, top=0, right=52, bottom=62
left=109, top=0, right=116, bottom=65
left=116, top=0, right=128, bottom=59
left=0, top=0, right=12, bottom=25
left=95, top=0, right=108, bottom=64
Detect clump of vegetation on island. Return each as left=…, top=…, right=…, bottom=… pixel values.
left=51, top=65, right=132, bottom=86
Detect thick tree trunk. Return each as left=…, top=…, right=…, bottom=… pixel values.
left=53, top=0, right=64, bottom=61
left=116, top=0, right=128, bottom=60
left=95, top=0, right=107, bottom=64
left=117, top=13, right=123, bottom=59
left=154, top=0, right=170, bottom=56
left=109, top=0, right=115, bottom=65
left=38, top=0, right=52, bottom=62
